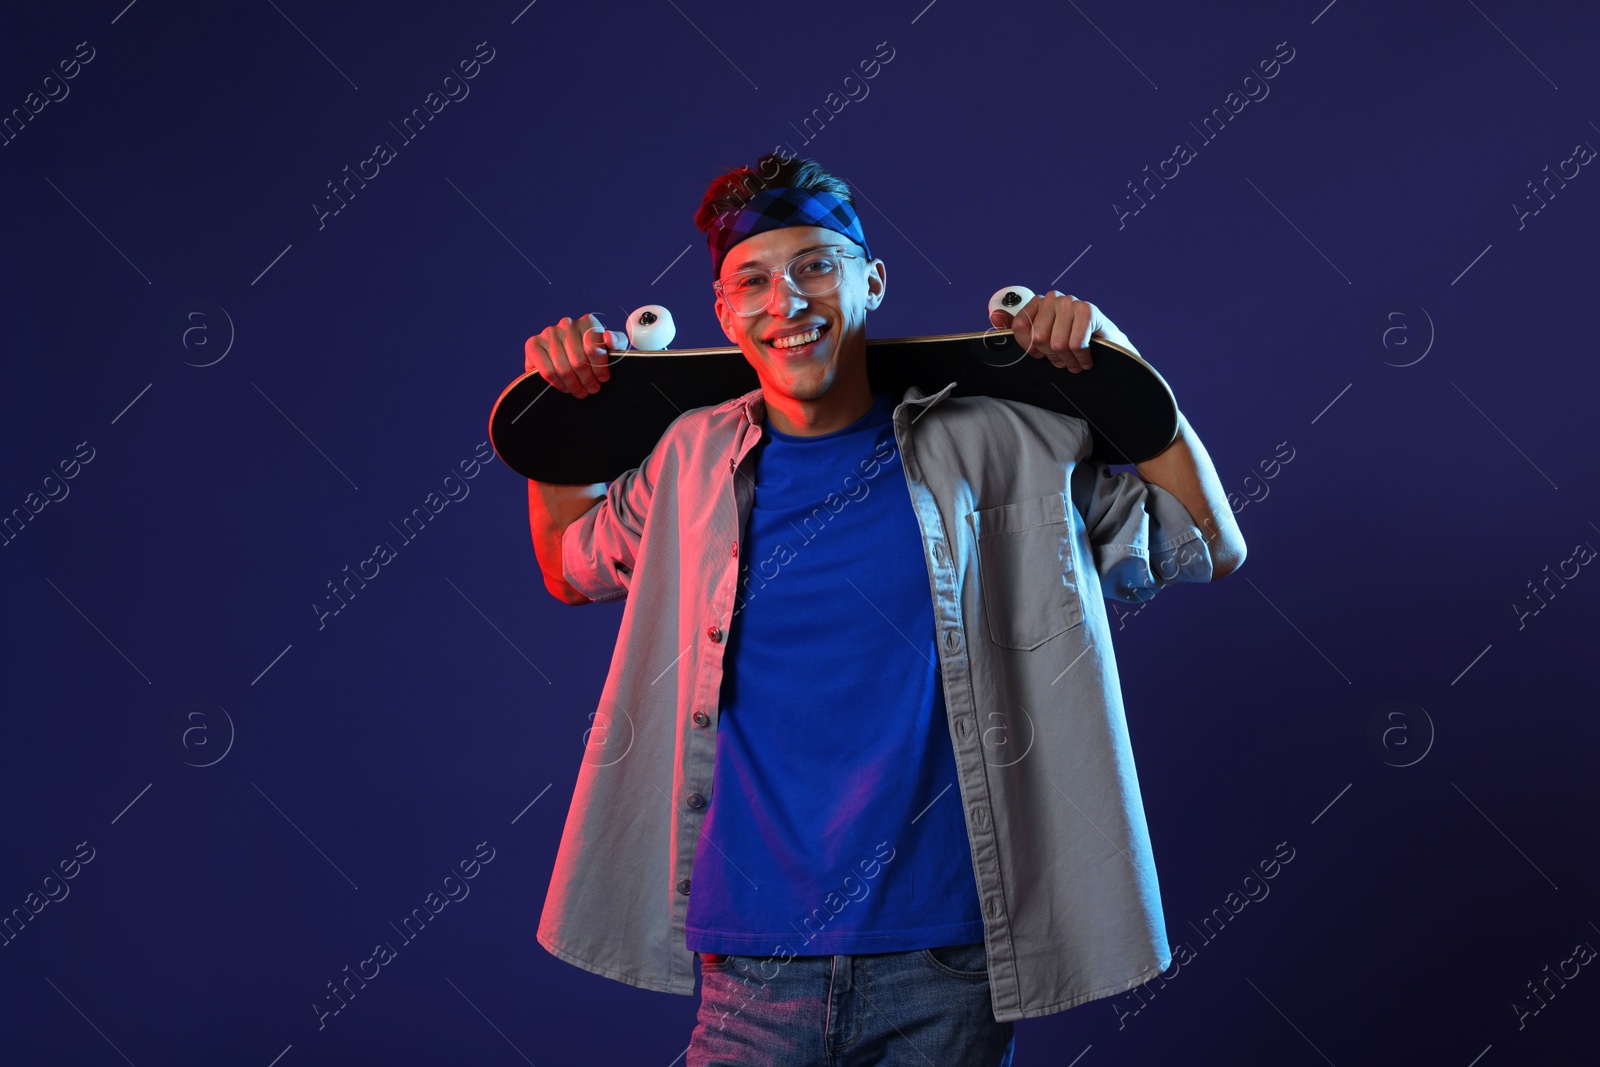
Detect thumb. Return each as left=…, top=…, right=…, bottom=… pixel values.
left=581, top=313, right=626, bottom=352
left=989, top=309, right=1014, bottom=329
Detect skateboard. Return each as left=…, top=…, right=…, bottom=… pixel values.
left=490, top=292, right=1180, bottom=484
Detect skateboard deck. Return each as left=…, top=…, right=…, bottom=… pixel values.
left=489, top=330, right=1179, bottom=484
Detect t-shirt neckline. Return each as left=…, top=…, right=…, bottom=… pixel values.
left=766, top=391, right=896, bottom=443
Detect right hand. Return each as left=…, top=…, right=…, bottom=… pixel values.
left=524, top=313, right=630, bottom=398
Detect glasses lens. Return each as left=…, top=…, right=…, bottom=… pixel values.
left=790, top=250, right=845, bottom=296
left=723, top=270, right=770, bottom=315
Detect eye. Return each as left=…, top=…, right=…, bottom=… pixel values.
left=796, top=256, right=835, bottom=276
left=727, top=272, right=767, bottom=293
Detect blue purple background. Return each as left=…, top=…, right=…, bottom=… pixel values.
left=3, top=0, right=1597, bottom=1063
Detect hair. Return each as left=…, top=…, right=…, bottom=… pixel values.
left=693, top=154, right=855, bottom=235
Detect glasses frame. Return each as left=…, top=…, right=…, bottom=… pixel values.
left=713, top=245, right=861, bottom=317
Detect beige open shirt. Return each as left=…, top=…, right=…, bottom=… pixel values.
left=537, top=380, right=1213, bottom=1022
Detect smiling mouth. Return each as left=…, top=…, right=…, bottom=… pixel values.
left=765, top=324, right=828, bottom=353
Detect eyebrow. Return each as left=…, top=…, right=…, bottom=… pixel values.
left=726, top=243, right=835, bottom=272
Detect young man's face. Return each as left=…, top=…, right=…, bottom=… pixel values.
left=713, top=225, right=886, bottom=407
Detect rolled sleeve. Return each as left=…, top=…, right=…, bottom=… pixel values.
left=1073, top=459, right=1213, bottom=603
left=560, top=459, right=657, bottom=604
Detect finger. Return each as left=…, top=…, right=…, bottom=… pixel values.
left=1010, top=302, right=1037, bottom=357
left=562, top=320, right=604, bottom=396
left=589, top=315, right=630, bottom=375
left=525, top=334, right=545, bottom=378
left=1071, top=301, right=1090, bottom=352
left=1050, top=298, right=1078, bottom=368
left=1074, top=302, right=1096, bottom=370
left=578, top=313, right=618, bottom=387
left=532, top=335, right=572, bottom=394
left=528, top=322, right=569, bottom=392
left=575, top=314, right=614, bottom=383
left=989, top=308, right=1014, bottom=329
left=580, top=332, right=613, bottom=384
left=575, top=313, right=607, bottom=346
left=580, top=328, right=620, bottom=382
left=538, top=320, right=576, bottom=394
left=1045, top=294, right=1087, bottom=372
left=527, top=319, right=565, bottom=382
left=547, top=321, right=593, bottom=397
left=538, top=332, right=575, bottom=395
left=1029, top=298, right=1060, bottom=361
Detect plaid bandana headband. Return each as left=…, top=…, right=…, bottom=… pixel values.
left=708, top=187, right=872, bottom=278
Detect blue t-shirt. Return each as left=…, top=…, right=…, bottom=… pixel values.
left=684, top=391, right=986, bottom=956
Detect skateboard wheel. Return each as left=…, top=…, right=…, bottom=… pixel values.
left=627, top=304, right=676, bottom=350
left=988, top=286, right=1035, bottom=318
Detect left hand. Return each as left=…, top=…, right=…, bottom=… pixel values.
left=988, top=291, right=1136, bottom=373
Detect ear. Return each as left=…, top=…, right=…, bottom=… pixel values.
left=863, top=258, right=887, bottom=311
left=714, top=295, right=738, bottom=344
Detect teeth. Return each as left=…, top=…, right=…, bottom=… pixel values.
left=771, top=327, right=821, bottom=349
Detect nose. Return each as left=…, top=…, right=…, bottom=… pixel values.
left=765, top=275, right=808, bottom=316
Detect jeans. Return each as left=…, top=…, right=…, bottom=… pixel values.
left=687, top=942, right=1016, bottom=1066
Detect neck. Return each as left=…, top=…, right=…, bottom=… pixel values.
left=762, top=358, right=874, bottom=436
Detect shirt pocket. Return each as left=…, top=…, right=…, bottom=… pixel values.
left=967, top=490, right=1084, bottom=650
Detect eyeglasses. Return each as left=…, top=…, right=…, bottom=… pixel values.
left=714, top=245, right=860, bottom=316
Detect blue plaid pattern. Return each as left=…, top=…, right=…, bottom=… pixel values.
left=707, top=187, right=872, bottom=278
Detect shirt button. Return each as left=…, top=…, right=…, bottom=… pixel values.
left=933, top=541, right=948, bottom=565
left=692, top=710, right=711, bottom=727
left=707, top=625, right=723, bottom=643
left=687, top=792, right=706, bottom=810
left=677, top=878, right=692, bottom=895
left=943, top=628, right=962, bottom=652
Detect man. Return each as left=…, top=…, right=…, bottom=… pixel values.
left=523, top=155, right=1246, bottom=1066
